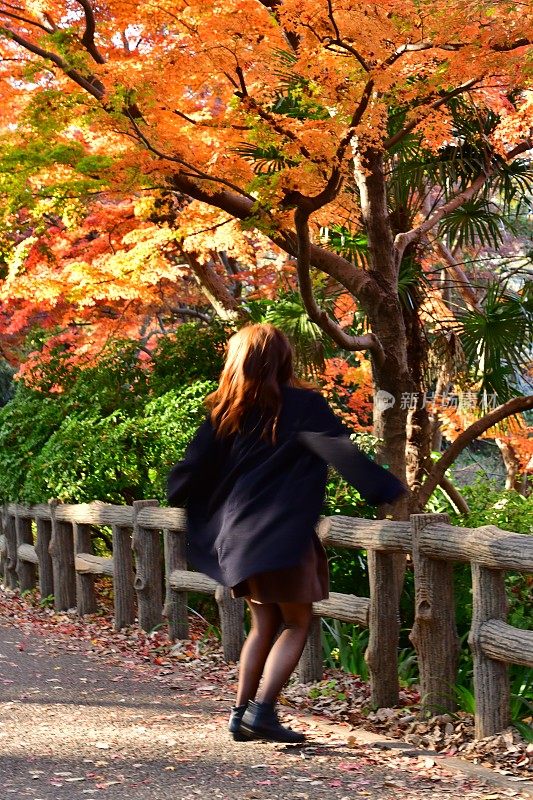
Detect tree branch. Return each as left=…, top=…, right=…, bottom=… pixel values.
left=383, top=79, right=479, bottom=151
left=418, top=395, right=533, bottom=506
left=324, top=0, right=370, bottom=71
left=125, top=112, right=255, bottom=201
left=294, top=206, right=385, bottom=362
left=394, top=137, right=533, bottom=262
left=395, top=172, right=488, bottom=261
left=168, top=305, right=211, bottom=323
left=391, top=37, right=531, bottom=55
left=434, top=239, right=481, bottom=311
left=184, top=252, right=246, bottom=322
left=75, top=0, right=106, bottom=64
left=0, top=25, right=104, bottom=99
left=256, top=0, right=299, bottom=51
left=438, top=476, right=470, bottom=515
left=0, top=9, right=53, bottom=33
left=237, top=95, right=315, bottom=163
left=169, top=172, right=380, bottom=303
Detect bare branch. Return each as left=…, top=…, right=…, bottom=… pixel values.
left=507, top=138, right=533, bottom=158
left=294, top=206, right=385, bottom=363
left=184, top=252, right=245, bottom=322
left=168, top=305, right=211, bottom=323
left=173, top=108, right=251, bottom=131
left=435, top=240, right=481, bottom=311
left=234, top=64, right=248, bottom=97
left=439, top=476, right=470, bottom=515
left=418, top=395, right=533, bottom=506
left=391, top=37, right=531, bottom=55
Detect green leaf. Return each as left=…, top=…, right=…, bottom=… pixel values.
left=438, top=199, right=510, bottom=249
left=233, top=142, right=298, bottom=174
left=457, top=282, right=533, bottom=400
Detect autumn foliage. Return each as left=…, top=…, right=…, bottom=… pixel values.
left=0, top=0, right=532, bottom=507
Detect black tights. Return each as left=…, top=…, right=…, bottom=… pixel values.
left=235, top=600, right=313, bottom=706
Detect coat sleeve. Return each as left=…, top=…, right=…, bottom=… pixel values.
left=297, top=392, right=407, bottom=506
left=166, top=419, right=217, bottom=507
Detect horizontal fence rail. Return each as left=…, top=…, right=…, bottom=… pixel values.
left=1, top=500, right=531, bottom=740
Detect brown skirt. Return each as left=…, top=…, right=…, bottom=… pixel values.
left=231, top=535, right=329, bottom=604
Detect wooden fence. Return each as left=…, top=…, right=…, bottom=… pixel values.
left=0, top=500, right=532, bottom=740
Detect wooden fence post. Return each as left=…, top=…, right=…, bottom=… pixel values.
left=365, top=550, right=401, bottom=707
left=49, top=500, right=76, bottom=611
left=3, top=510, right=18, bottom=589
left=164, top=529, right=189, bottom=641
left=35, top=517, right=54, bottom=600
left=215, top=585, right=244, bottom=662
left=74, top=523, right=97, bottom=615
left=469, top=564, right=509, bottom=738
left=0, top=524, right=5, bottom=585
left=409, top=513, right=459, bottom=714
left=16, top=515, right=36, bottom=593
left=298, top=616, right=323, bottom=683
left=132, top=500, right=162, bottom=632
left=113, top=524, right=136, bottom=630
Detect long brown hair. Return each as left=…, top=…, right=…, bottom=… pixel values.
left=206, top=323, right=303, bottom=442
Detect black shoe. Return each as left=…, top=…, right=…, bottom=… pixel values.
left=228, top=704, right=248, bottom=741
left=239, top=700, right=306, bottom=744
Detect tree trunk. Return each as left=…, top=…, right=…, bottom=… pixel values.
left=403, top=301, right=433, bottom=494
left=354, top=148, right=411, bottom=706
left=495, top=439, right=523, bottom=494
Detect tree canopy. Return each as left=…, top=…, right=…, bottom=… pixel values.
left=1, top=0, right=532, bottom=505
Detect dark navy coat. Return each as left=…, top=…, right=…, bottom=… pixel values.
left=167, top=386, right=405, bottom=588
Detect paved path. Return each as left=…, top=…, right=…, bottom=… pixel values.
left=0, top=613, right=531, bottom=800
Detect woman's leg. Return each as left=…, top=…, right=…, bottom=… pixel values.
left=256, top=602, right=313, bottom=705
left=235, top=600, right=282, bottom=707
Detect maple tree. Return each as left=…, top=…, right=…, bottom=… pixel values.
left=0, top=138, right=286, bottom=365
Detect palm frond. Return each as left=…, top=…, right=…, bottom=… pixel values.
left=438, top=199, right=511, bottom=250
left=490, top=159, right=533, bottom=217
left=320, top=225, right=369, bottom=270
left=398, top=256, right=430, bottom=310
left=232, top=142, right=298, bottom=174
left=457, top=282, right=533, bottom=400
left=245, top=294, right=329, bottom=376
left=270, top=49, right=329, bottom=121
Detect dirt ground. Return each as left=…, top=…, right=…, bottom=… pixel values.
left=1, top=602, right=532, bottom=800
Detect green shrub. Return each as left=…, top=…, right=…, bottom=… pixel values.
left=0, top=324, right=224, bottom=505
left=149, top=322, right=226, bottom=395
left=450, top=478, right=533, bottom=535
left=21, top=381, right=214, bottom=505
left=0, top=385, right=65, bottom=501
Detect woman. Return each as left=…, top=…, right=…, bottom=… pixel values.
left=167, top=324, right=405, bottom=744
